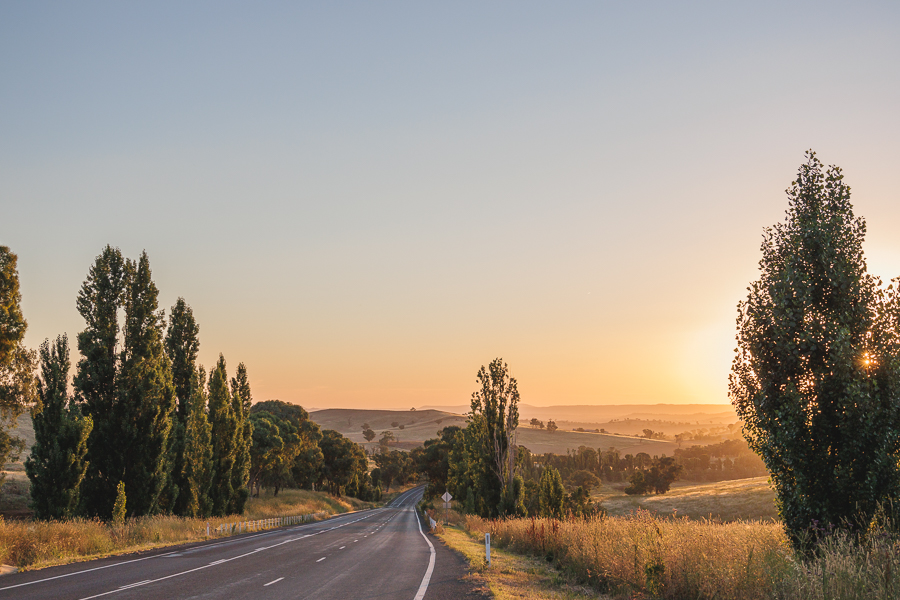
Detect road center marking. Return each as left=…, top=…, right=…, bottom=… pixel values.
left=263, top=577, right=284, bottom=586
left=316, top=557, right=326, bottom=562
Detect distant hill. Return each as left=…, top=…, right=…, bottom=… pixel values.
left=310, top=407, right=684, bottom=456
left=418, top=403, right=736, bottom=424
left=309, top=408, right=468, bottom=453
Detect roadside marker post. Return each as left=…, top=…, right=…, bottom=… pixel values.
left=441, top=491, right=453, bottom=526
left=485, top=533, right=491, bottom=565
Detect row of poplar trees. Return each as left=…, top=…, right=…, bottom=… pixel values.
left=26, top=245, right=253, bottom=520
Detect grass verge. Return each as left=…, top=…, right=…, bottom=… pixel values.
left=437, top=523, right=607, bottom=600
left=0, top=489, right=375, bottom=571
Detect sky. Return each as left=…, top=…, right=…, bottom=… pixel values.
left=2, top=2, right=899, bottom=410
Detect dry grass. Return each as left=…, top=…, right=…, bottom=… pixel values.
left=465, top=512, right=792, bottom=600
left=0, top=489, right=373, bottom=570
left=597, top=476, right=779, bottom=522
left=438, top=524, right=607, bottom=600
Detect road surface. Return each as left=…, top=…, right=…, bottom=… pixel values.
left=0, top=486, right=481, bottom=600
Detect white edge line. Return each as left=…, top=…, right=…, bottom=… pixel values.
left=412, top=500, right=436, bottom=600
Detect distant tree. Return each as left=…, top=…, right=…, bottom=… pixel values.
left=731, top=152, right=900, bottom=551
left=565, top=486, right=595, bottom=518
left=379, top=431, right=395, bottom=448
left=538, top=466, right=565, bottom=518
left=374, top=449, right=413, bottom=492
left=0, top=246, right=37, bottom=492
left=26, top=335, right=93, bottom=520
left=546, top=419, right=558, bottom=433
left=318, top=429, right=367, bottom=497
left=624, top=470, right=648, bottom=495
left=361, top=422, right=371, bottom=430
left=570, top=470, right=601, bottom=493
left=529, top=418, right=542, bottom=429
left=645, top=456, right=681, bottom=494
left=642, top=429, right=654, bottom=439
left=250, top=400, right=323, bottom=489
left=416, top=426, right=461, bottom=500
left=391, top=421, right=399, bottom=428
left=398, top=424, right=405, bottom=430
left=247, top=411, right=287, bottom=497
left=229, top=363, right=253, bottom=513
left=362, top=427, right=376, bottom=442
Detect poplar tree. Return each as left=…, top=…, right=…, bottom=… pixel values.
left=116, top=251, right=176, bottom=516
left=26, top=335, right=93, bottom=519
left=181, top=366, right=213, bottom=517
left=228, top=363, right=252, bottom=513
left=208, top=355, right=238, bottom=516
left=731, top=152, right=900, bottom=550
left=0, top=246, right=37, bottom=493
left=164, top=298, right=201, bottom=515
left=75, top=245, right=128, bottom=516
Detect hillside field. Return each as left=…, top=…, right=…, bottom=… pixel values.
left=309, top=408, right=683, bottom=455
left=596, top=476, right=778, bottom=522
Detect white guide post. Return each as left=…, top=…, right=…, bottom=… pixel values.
left=485, top=533, right=491, bottom=565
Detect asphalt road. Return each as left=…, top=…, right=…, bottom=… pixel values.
left=0, top=486, right=482, bottom=600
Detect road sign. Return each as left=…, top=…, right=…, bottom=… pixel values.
left=442, top=501, right=450, bottom=510
left=441, top=492, right=452, bottom=503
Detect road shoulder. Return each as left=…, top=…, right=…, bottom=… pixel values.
left=436, top=524, right=609, bottom=600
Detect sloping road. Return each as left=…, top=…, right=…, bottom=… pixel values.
left=0, top=486, right=480, bottom=600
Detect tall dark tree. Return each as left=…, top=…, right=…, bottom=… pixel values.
left=74, top=245, right=128, bottom=516
left=26, top=335, right=93, bottom=519
left=208, top=355, right=238, bottom=516
left=731, top=152, right=900, bottom=551
left=181, top=366, right=213, bottom=517
left=164, top=298, right=201, bottom=515
left=229, top=363, right=252, bottom=513
left=116, top=251, right=177, bottom=516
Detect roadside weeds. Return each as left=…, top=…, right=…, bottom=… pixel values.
left=436, top=524, right=610, bottom=600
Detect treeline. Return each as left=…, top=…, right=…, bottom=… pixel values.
left=5, top=245, right=376, bottom=522
left=415, top=359, right=601, bottom=520
left=411, top=360, right=771, bottom=520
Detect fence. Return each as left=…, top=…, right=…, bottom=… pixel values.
left=207, top=511, right=329, bottom=537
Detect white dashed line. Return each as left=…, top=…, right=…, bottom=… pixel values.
left=263, top=577, right=284, bottom=587
left=316, top=557, right=326, bottom=563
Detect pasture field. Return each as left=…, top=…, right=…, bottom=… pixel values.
left=311, top=407, right=683, bottom=455
left=596, top=476, right=779, bottom=522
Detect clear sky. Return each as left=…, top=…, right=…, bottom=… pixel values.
left=2, top=2, right=899, bottom=409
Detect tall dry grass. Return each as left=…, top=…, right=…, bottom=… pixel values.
left=467, top=511, right=792, bottom=600
left=463, top=512, right=900, bottom=600
left=0, top=490, right=368, bottom=569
